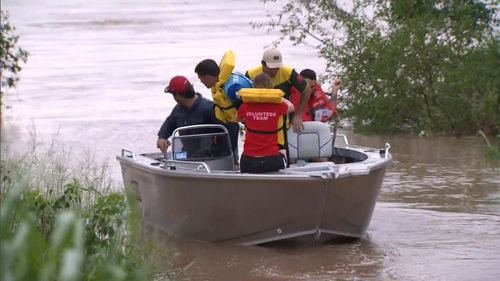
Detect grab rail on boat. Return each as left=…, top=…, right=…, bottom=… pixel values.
left=170, top=124, right=234, bottom=166
left=381, top=143, right=391, bottom=159
left=121, top=148, right=135, bottom=160
left=332, top=135, right=392, bottom=160
left=163, top=159, right=211, bottom=173
left=334, top=134, right=350, bottom=148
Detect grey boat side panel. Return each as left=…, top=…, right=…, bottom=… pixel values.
left=120, top=161, right=328, bottom=244
left=119, top=162, right=387, bottom=245
left=322, top=166, right=388, bottom=237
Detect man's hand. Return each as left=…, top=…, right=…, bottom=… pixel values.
left=292, top=113, right=304, bottom=133
left=306, top=79, right=316, bottom=91
left=156, top=138, right=171, bottom=152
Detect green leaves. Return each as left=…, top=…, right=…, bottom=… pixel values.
left=0, top=175, right=156, bottom=281
left=0, top=10, right=29, bottom=93
left=259, top=0, right=499, bottom=136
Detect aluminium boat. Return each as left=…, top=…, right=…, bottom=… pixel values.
left=117, top=122, right=392, bottom=245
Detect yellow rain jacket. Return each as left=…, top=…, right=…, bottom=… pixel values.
left=212, top=51, right=238, bottom=123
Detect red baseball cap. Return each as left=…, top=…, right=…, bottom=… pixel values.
left=165, top=75, right=191, bottom=95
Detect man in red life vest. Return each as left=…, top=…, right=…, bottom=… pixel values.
left=237, top=73, right=295, bottom=173
left=290, top=69, right=342, bottom=122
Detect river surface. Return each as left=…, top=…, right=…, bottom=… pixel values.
left=3, top=0, right=500, bottom=280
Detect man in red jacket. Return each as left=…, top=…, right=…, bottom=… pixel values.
left=290, top=69, right=342, bottom=122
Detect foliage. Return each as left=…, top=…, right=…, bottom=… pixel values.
left=1, top=10, right=29, bottom=93
left=1, top=175, right=156, bottom=281
left=258, top=0, right=499, bottom=136
left=0, top=139, right=185, bottom=281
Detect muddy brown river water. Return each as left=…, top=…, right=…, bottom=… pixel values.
left=3, top=0, right=499, bottom=280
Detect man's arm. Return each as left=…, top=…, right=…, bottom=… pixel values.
left=330, top=77, right=342, bottom=105
left=157, top=114, right=176, bottom=152
left=282, top=98, right=295, bottom=113
left=291, top=72, right=313, bottom=132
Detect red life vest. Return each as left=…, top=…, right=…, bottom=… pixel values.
left=290, top=84, right=336, bottom=122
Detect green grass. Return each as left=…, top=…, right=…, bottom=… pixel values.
left=0, top=138, right=185, bottom=281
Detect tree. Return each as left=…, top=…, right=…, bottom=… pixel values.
left=1, top=11, right=29, bottom=92
left=1, top=10, right=29, bottom=125
left=258, top=0, right=499, bottom=136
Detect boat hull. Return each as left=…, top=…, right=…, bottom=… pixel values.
left=118, top=155, right=388, bottom=245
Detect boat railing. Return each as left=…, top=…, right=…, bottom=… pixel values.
left=333, top=134, right=391, bottom=160
left=381, top=143, right=391, bottom=159
left=121, top=148, right=135, bottom=159
left=170, top=124, right=235, bottom=171
left=163, top=159, right=211, bottom=173
left=334, top=133, right=350, bottom=148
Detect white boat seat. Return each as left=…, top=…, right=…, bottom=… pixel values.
left=287, top=121, right=333, bottom=162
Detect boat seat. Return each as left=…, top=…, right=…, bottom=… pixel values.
left=287, top=121, right=333, bottom=163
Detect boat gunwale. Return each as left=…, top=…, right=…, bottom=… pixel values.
left=116, top=146, right=392, bottom=180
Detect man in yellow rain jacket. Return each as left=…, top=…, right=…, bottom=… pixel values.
left=245, top=48, right=312, bottom=133
left=195, top=51, right=241, bottom=163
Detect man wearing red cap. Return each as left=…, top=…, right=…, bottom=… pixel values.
left=156, top=75, right=219, bottom=153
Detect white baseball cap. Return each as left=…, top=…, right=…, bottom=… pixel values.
left=262, top=48, right=283, bottom=68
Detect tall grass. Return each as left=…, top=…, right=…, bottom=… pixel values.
left=0, top=136, right=184, bottom=281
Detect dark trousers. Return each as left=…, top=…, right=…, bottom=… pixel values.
left=240, top=154, right=286, bottom=173
left=221, top=121, right=240, bottom=164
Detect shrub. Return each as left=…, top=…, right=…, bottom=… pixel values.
left=0, top=138, right=184, bottom=281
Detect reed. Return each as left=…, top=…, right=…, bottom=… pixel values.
left=0, top=137, right=185, bottom=281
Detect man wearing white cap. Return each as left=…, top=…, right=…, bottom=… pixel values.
left=245, top=48, right=312, bottom=133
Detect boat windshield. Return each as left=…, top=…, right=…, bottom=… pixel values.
left=171, top=126, right=233, bottom=161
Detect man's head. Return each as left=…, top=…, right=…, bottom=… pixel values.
left=299, top=69, right=317, bottom=81
left=300, top=69, right=317, bottom=90
left=261, top=48, right=282, bottom=78
left=164, top=76, right=195, bottom=99
left=194, top=59, right=219, bottom=88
